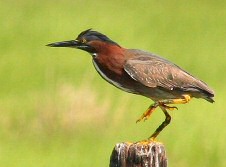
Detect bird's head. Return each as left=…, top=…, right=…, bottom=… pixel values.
left=47, top=29, right=120, bottom=56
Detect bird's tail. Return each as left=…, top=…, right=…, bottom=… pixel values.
left=194, top=79, right=215, bottom=103
left=204, top=94, right=214, bottom=103
left=198, top=86, right=215, bottom=103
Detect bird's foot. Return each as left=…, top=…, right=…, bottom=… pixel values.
left=161, top=104, right=178, bottom=111
left=136, top=104, right=158, bottom=123
left=148, top=137, right=156, bottom=142
left=136, top=137, right=161, bottom=145
left=136, top=112, right=151, bottom=123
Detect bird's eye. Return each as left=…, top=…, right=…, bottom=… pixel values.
left=81, top=38, right=87, bottom=43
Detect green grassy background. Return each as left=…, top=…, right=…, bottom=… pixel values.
left=0, top=0, right=225, bottom=166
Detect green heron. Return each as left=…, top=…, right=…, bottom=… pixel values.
left=47, top=29, right=214, bottom=140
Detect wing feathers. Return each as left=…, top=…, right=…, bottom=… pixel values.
left=124, top=55, right=212, bottom=94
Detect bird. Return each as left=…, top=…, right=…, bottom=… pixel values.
left=47, top=29, right=215, bottom=140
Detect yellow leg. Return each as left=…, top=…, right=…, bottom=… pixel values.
left=136, top=94, right=192, bottom=140
left=172, top=95, right=190, bottom=104
left=161, top=104, right=178, bottom=111
left=136, top=94, right=191, bottom=123
left=164, top=94, right=191, bottom=104
left=148, top=94, right=191, bottom=140
left=149, top=106, right=171, bottom=140
left=136, top=103, right=158, bottom=123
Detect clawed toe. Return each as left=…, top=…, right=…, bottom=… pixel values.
left=162, top=104, right=178, bottom=110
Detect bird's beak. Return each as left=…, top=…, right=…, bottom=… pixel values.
left=46, top=40, right=79, bottom=48
left=47, top=39, right=96, bottom=54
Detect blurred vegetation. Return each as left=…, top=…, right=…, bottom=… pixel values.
left=0, top=0, right=225, bottom=166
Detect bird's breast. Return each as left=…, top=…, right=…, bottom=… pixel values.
left=92, top=55, right=137, bottom=93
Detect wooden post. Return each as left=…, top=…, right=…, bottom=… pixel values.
left=110, top=141, right=167, bottom=167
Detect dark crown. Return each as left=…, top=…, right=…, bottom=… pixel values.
left=76, top=29, right=120, bottom=46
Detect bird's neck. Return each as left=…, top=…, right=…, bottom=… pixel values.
left=90, top=41, right=122, bottom=55
left=93, top=43, right=126, bottom=75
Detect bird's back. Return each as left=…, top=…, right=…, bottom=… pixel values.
left=124, top=49, right=214, bottom=102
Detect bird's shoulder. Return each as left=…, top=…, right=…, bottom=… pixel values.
left=125, top=49, right=172, bottom=63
